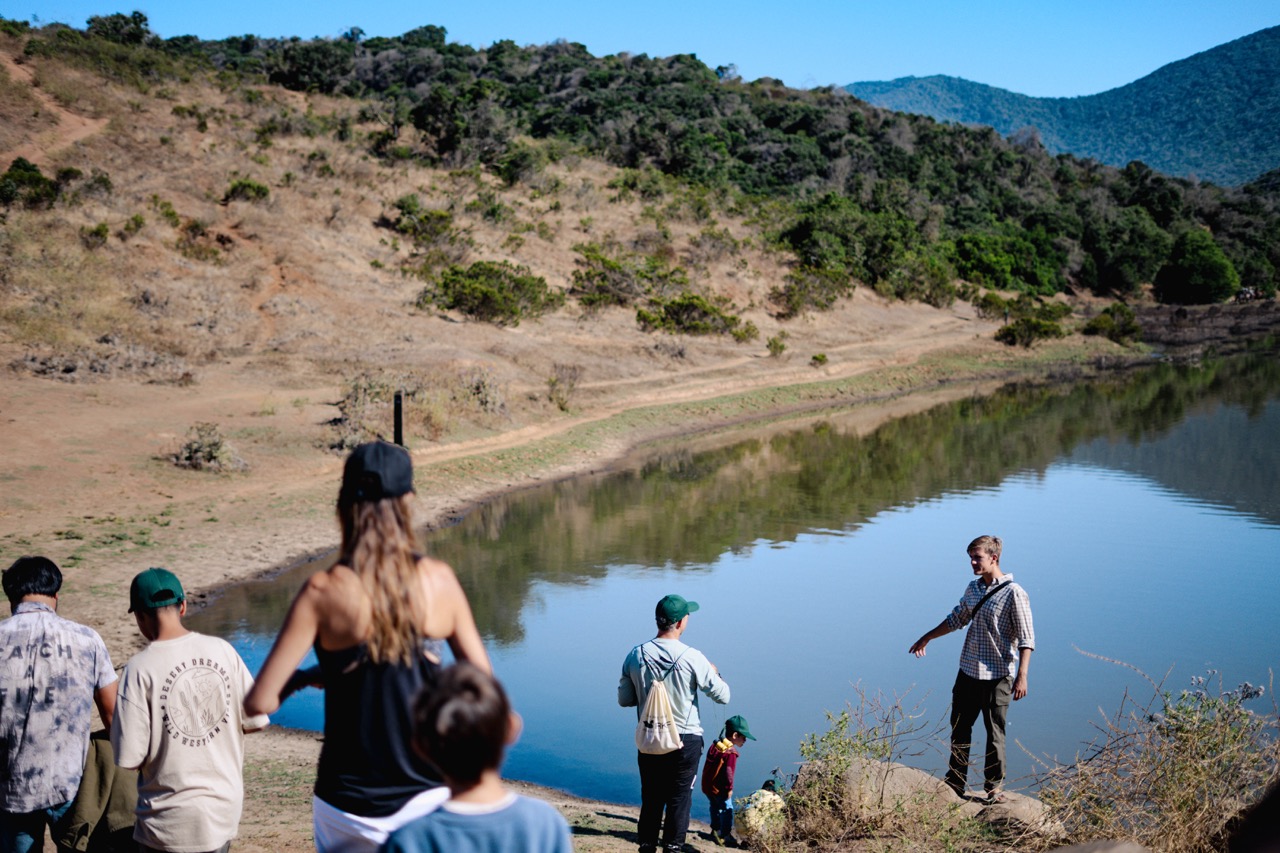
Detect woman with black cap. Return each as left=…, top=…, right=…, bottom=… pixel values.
left=245, top=440, right=492, bottom=853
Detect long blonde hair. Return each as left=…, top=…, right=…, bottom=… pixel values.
left=338, top=493, right=429, bottom=665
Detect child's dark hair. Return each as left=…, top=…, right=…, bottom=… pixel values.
left=3, top=556, right=62, bottom=605
left=413, top=662, right=510, bottom=787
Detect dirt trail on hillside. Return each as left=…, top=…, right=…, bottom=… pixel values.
left=0, top=51, right=108, bottom=168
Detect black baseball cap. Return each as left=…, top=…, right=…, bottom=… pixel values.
left=340, top=441, right=414, bottom=503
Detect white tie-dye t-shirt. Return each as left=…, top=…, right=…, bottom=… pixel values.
left=0, top=602, right=118, bottom=812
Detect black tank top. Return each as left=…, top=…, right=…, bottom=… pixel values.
left=312, top=641, right=444, bottom=816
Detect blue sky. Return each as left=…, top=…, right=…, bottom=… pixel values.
left=11, top=0, right=1280, bottom=97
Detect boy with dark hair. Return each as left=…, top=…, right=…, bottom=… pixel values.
left=111, top=568, right=269, bottom=853
left=381, top=663, right=572, bottom=853
left=1, top=556, right=117, bottom=853
left=701, top=714, right=755, bottom=847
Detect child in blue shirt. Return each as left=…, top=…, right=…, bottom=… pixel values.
left=380, top=663, right=572, bottom=853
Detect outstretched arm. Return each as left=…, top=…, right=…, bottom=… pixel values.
left=245, top=578, right=323, bottom=716
left=909, top=620, right=954, bottom=657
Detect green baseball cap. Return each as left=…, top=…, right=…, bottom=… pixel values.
left=129, top=567, right=185, bottom=613
left=726, top=714, right=756, bottom=741
left=656, top=594, right=699, bottom=623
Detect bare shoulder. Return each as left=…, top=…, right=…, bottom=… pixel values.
left=417, top=554, right=461, bottom=585
left=300, top=563, right=362, bottom=601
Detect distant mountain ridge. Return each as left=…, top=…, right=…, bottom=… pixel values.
left=846, top=25, right=1280, bottom=186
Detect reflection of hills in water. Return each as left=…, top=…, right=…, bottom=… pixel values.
left=438, top=353, right=1280, bottom=644
left=1066, top=399, right=1280, bottom=527
left=190, top=354, right=1280, bottom=646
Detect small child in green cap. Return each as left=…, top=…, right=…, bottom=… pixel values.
left=700, top=714, right=756, bottom=847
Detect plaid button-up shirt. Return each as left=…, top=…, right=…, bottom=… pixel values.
left=945, top=573, right=1035, bottom=680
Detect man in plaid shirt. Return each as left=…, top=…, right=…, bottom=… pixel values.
left=909, top=535, right=1034, bottom=802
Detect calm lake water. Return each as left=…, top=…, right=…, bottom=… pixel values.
left=189, top=354, right=1280, bottom=816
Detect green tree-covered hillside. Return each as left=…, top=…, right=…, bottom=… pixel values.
left=7, top=12, right=1280, bottom=311
left=846, top=25, right=1280, bottom=187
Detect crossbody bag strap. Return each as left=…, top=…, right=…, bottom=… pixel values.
left=973, top=580, right=1011, bottom=615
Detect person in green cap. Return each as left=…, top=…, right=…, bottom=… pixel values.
left=111, top=567, right=269, bottom=853
left=618, top=594, right=730, bottom=853
left=701, top=714, right=755, bottom=847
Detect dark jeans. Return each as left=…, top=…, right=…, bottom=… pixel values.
left=707, top=795, right=734, bottom=839
left=637, top=733, right=703, bottom=852
left=0, top=799, right=73, bottom=853
left=947, top=670, right=1013, bottom=795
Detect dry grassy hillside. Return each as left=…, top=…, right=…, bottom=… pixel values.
left=2, top=32, right=795, bottom=394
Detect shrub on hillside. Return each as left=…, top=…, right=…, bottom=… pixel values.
left=0, top=17, right=31, bottom=36
left=417, top=261, right=564, bottom=326
left=991, top=294, right=1072, bottom=347
left=1082, top=302, right=1142, bottom=345
left=172, top=422, right=245, bottom=472
left=570, top=242, right=690, bottom=310
left=876, top=245, right=957, bottom=307
left=496, top=141, right=547, bottom=186
left=973, top=291, right=1011, bottom=321
left=995, top=316, right=1067, bottom=348
left=223, top=178, right=270, bottom=202
left=392, top=194, right=455, bottom=244
left=635, top=292, right=750, bottom=339
left=769, top=266, right=853, bottom=319
left=79, top=222, right=109, bottom=249
left=546, top=363, right=582, bottom=412
left=0, top=158, right=59, bottom=209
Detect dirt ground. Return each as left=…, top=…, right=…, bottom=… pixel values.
left=0, top=37, right=1128, bottom=851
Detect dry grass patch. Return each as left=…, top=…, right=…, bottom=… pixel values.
left=1036, top=656, right=1279, bottom=853
left=0, top=60, right=54, bottom=151
left=0, top=211, right=142, bottom=348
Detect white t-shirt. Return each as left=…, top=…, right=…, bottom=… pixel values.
left=111, top=631, right=269, bottom=853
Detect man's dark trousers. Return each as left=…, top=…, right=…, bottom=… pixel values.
left=637, top=733, right=703, bottom=851
left=947, top=670, right=1012, bottom=795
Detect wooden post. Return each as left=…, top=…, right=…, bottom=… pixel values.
left=394, top=391, right=404, bottom=447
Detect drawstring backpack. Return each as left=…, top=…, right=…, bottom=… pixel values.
left=635, top=645, right=688, bottom=754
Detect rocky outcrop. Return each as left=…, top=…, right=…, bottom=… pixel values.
left=794, top=756, right=1067, bottom=844
left=1135, top=300, right=1280, bottom=354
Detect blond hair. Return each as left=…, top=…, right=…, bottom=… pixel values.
left=338, top=493, right=428, bottom=665
left=967, top=535, right=1002, bottom=559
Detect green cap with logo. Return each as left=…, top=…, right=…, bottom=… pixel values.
left=129, top=567, right=185, bottom=613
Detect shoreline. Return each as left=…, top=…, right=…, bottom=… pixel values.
left=237, top=338, right=1131, bottom=578
left=3, top=335, right=1169, bottom=852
